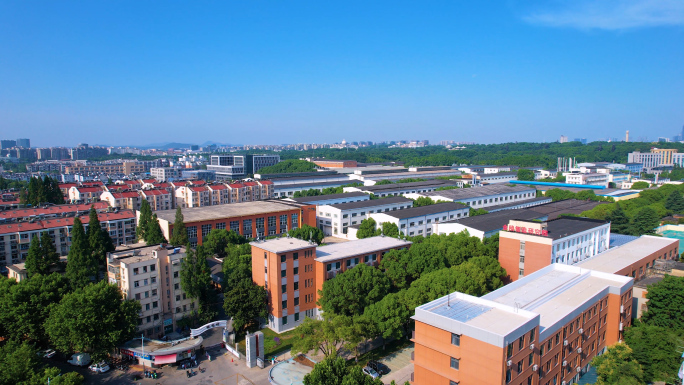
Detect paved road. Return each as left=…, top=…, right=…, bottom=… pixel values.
left=377, top=344, right=414, bottom=385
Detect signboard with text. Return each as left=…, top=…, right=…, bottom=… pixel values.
left=503, top=225, right=548, bottom=236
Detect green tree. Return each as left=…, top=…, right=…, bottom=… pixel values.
left=203, top=229, right=233, bottom=258
left=291, top=315, right=351, bottom=358
left=257, top=159, right=318, bottom=174
left=137, top=199, right=153, bottom=241
left=516, top=169, right=535, bottom=181
left=631, top=181, right=650, bottom=189
left=412, top=196, right=437, bottom=207
left=591, top=343, right=644, bottom=385
left=45, top=281, right=140, bottom=360
left=0, top=340, right=42, bottom=385
left=624, top=323, right=682, bottom=383
left=380, top=222, right=400, bottom=238
left=289, top=224, right=325, bottom=244
left=222, top=251, right=252, bottom=288
left=223, top=278, right=268, bottom=334
left=469, top=207, right=488, bottom=216
left=179, top=246, right=212, bottom=301
left=24, top=236, right=44, bottom=277
left=356, top=218, right=378, bottom=239
left=641, top=275, right=684, bottom=329
left=374, top=180, right=393, bottom=185
left=303, top=356, right=348, bottom=385
left=318, top=263, right=391, bottom=317
left=145, top=214, right=167, bottom=245
left=65, top=217, right=97, bottom=289
left=86, top=206, right=112, bottom=266
left=629, top=206, right=660, bottom=235
left=665, top=189, right=684, bottom=214
left=169, top=206, right=189, bottom=246
left=0, top=273, right=71, bottom=343
left=605, top=203, right=631, bottom=235
left=363, top=290, right=411, bottom=342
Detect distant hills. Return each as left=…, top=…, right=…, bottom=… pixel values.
left=108, top=141, right=238, bottom=150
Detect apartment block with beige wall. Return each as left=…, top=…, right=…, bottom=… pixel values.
left=499, top=218, right=610, bottom=282
left=412, top=264, right=633, bottom=385
left=107, top=245, right=197, bottom=337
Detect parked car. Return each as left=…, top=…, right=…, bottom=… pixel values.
left=367, top=360, right=390, bottom=375
left=38, top=349, right=56, bottom=358
left=67, top=353, right=91, bottom=367
left=362, top=366, right=380, bottom=379
left=89, top=361, right=110, bottom=373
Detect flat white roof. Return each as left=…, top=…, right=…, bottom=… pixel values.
left=576, top=235, right=677, bottom=274
left=315, top=236, right=411, bottom=263
left=250, top=237, right=314, bottom=254
left=414, top=264, right=632, bottom=346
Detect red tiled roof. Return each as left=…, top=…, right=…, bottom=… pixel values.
left=153, top=183, right=171, bottom=188
left=229, top=183, right=245, bottom=188
left=0, top=210, right=135, bottom=235
left=76, top=187, right=104, bottom=193
left=258, top=180, right=274, bottom=185
left=243, top=182, right=258, bottom=186
left=189, top=186, right=208, bottom=192
left=208, top=184, right=228, bottom=190
left=0, top=202, right=110, bottom=220
left=141, top=179, right=156, bottom=183
left=112, top=191, right=140, bottom=199
left=190, top=180, right=205, bottom=185
left=124, top=180, right=142, bottom=185
left=82, top=181, right=104, bottom=186
left=59, top=183, right=78, bottom=189
left=142, top=189, right=169, bottom=196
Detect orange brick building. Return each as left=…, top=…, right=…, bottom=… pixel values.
left=154, top=200, right=316, bottom=248
left=412, top=264, right=633, bottom=385
left=250, top=235, right=411, bottom=332
left=499, top=218, right=610, bottom=282
left=311, top=159, right=358, bottom=168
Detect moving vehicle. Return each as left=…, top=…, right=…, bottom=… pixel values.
left=67, top=353, right=91, bottom=367
left=89, top=361, right=110, bottom=373
left=362, top=366, right=380, bottom=379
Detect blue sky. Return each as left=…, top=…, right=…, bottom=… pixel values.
left=1, top=1, right=683, bottom=147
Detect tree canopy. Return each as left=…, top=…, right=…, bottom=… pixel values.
left=516, top=169, right=535, bottom=181
left=65, top=217, right=98, bottom=290
left=223, top=278, right=268, bottom=334
left=257, top=159, right=318, bottom=174
left=591, top=343, right=644, bottom=385
left=356, top=218, right=378, bottom=239
left=169, top=206, right=189, bottom=246
left=20, top=176, right=64, bottom=206
left=302, top=356, right=383, bottom=385
left=289, top=224, right=325, bottom=245
left=319, top=263, right=392, bottom=317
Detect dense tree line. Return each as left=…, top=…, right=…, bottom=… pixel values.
left=257, top=159, right=318, bottom=174
left=137, top=200, right=167, bottom=244
left=20, top=176, right=64, bottom=206
left=581, top=184, right=684, bottom=235
left=0, top=176, right=27, bottom=190
left=292, top=183, right=363, bottom=198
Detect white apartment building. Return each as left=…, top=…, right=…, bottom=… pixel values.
left=476, top=172, right=518, bottom=184
left=150, top=167, right=182, bottom=182
left=107, top=245, right=198, bottom=338
left=369, top=202, right=469, bottom=237
left=405, top=185, right=537, bottom=210
left=317, top=196, right=413, bottom=237
left=140, top=188, right=174, bottom=211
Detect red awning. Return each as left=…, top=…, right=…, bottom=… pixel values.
left=154, top=354, right=177, bottom=365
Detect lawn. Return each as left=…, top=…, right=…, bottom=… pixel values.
left=235, top=327, right=300, bottom=359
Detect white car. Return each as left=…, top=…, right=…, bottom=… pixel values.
left=88, top=361, right=110, bottom=373
left=38, top=349, right=56, bottom=358
left=362, top=366, right=380, bottom=379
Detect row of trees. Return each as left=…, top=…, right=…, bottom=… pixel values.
left=20, top=176, right=64, bottom=206
left=137, top=199, right=167, bottom=244
left=291, top=231, right=504, bottom=368
left=582, top=184, right=684, bottom=235
left=0, top=176, right=27, bottom=190
left=544, top=188, right=614, bottom=203
left=292, top=183, right=364, bottom=198
left=590, top=275, right=684, bottom=384
left=257, top=159, right=318, bottom=174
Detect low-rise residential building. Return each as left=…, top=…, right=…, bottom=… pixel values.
left=369, top=202, right=469, bottom=238
left=476, top=172, right=518, bottom=184
left=498, top=217, right=610, bottom=282
left=140, top=188, right=174, bottom=211
left=175, top=185, right=211, bottom=208
left=0, top=201, right=110, bottom=222
left=153, top=200, right=316, bottom=247
left=564, top=171, right=609, bottom=187
left=100, top=191, right=143, bottom=211
left=68, top=186, right=104, bottom=203
left=406, top=185, right=537, bottom=210
left=107, top=245, right=197, bottom=338
left=412, top=264, right=633, bottom=385
left=0, top=210, right=136, bottom=266
left=317, top=196, right=413, bottom=237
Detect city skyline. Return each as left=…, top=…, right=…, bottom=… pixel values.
left=1, top=1, right=683, bottom=147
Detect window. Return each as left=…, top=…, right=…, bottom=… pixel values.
left=450, top=357, right=459, bottom=370
left=173, top=271, right=179, bottom=278
left=517, top=360, right=523, bottom=372
left=201, top=224, right=212, bottom=239
left=293, top=252, right=299, bottom=261
left=506, top=369, right=512, bottom=383
left=281, top=254, right=286, bottom=263
left=151, top=289, right=157, bottom=296
left=451, top=333, right=460, bottom=346
left=282, top=300, right=287, bottom=309
left=294, top=281, right=299, bottom=290
left=528, top=353, right=534, bottom=366
left=243, top=219, right=252, bottom=234
left=256, top=217, right=264, bottom=229
left=281, top=270, right=287, bottom=277
left=519, top=335, right=525, bottom=349
left=135, top=293, right=141, bottom=300
left=294, top=313, right=300, bottom=322
left=151, top=276, right=156, bottom=284
left=294, top=297, right=299, bottom=306
left=282, top=284, right=287, bottom=293
left=133, top=267, right=139, bottom=275
left=134, top=281, right=140, bottom=288
left=187, top=226, right=197, bottom=239
left=282, top=316, right=288, bottom=325
left=507, top=343, right=513, bottom=358
left=268, top=216, right=276, bottom=229
left=150, top=264, right=155, bottom=272
left=152, top=301, right=158, bottom=308
left=230, top=221, right=240, bottom=233
left=530, top=329, right=535, bottom=342
left=293, top=267, right=298, bottom=275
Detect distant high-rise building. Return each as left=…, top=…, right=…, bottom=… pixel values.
left=16, top=138, right=30, bottom=148
left=559, top=135, right=568, bottom=143
left=625, top=130, right=629, bottom=142
left=573, top=138, right=587, bottom=145
left=0, top=140, right=16, bottom=150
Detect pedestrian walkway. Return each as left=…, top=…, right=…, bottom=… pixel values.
left=377, top=343, right=413, bottom=385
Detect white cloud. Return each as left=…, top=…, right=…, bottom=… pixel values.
left=523, top=0, right=684, bottom=30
